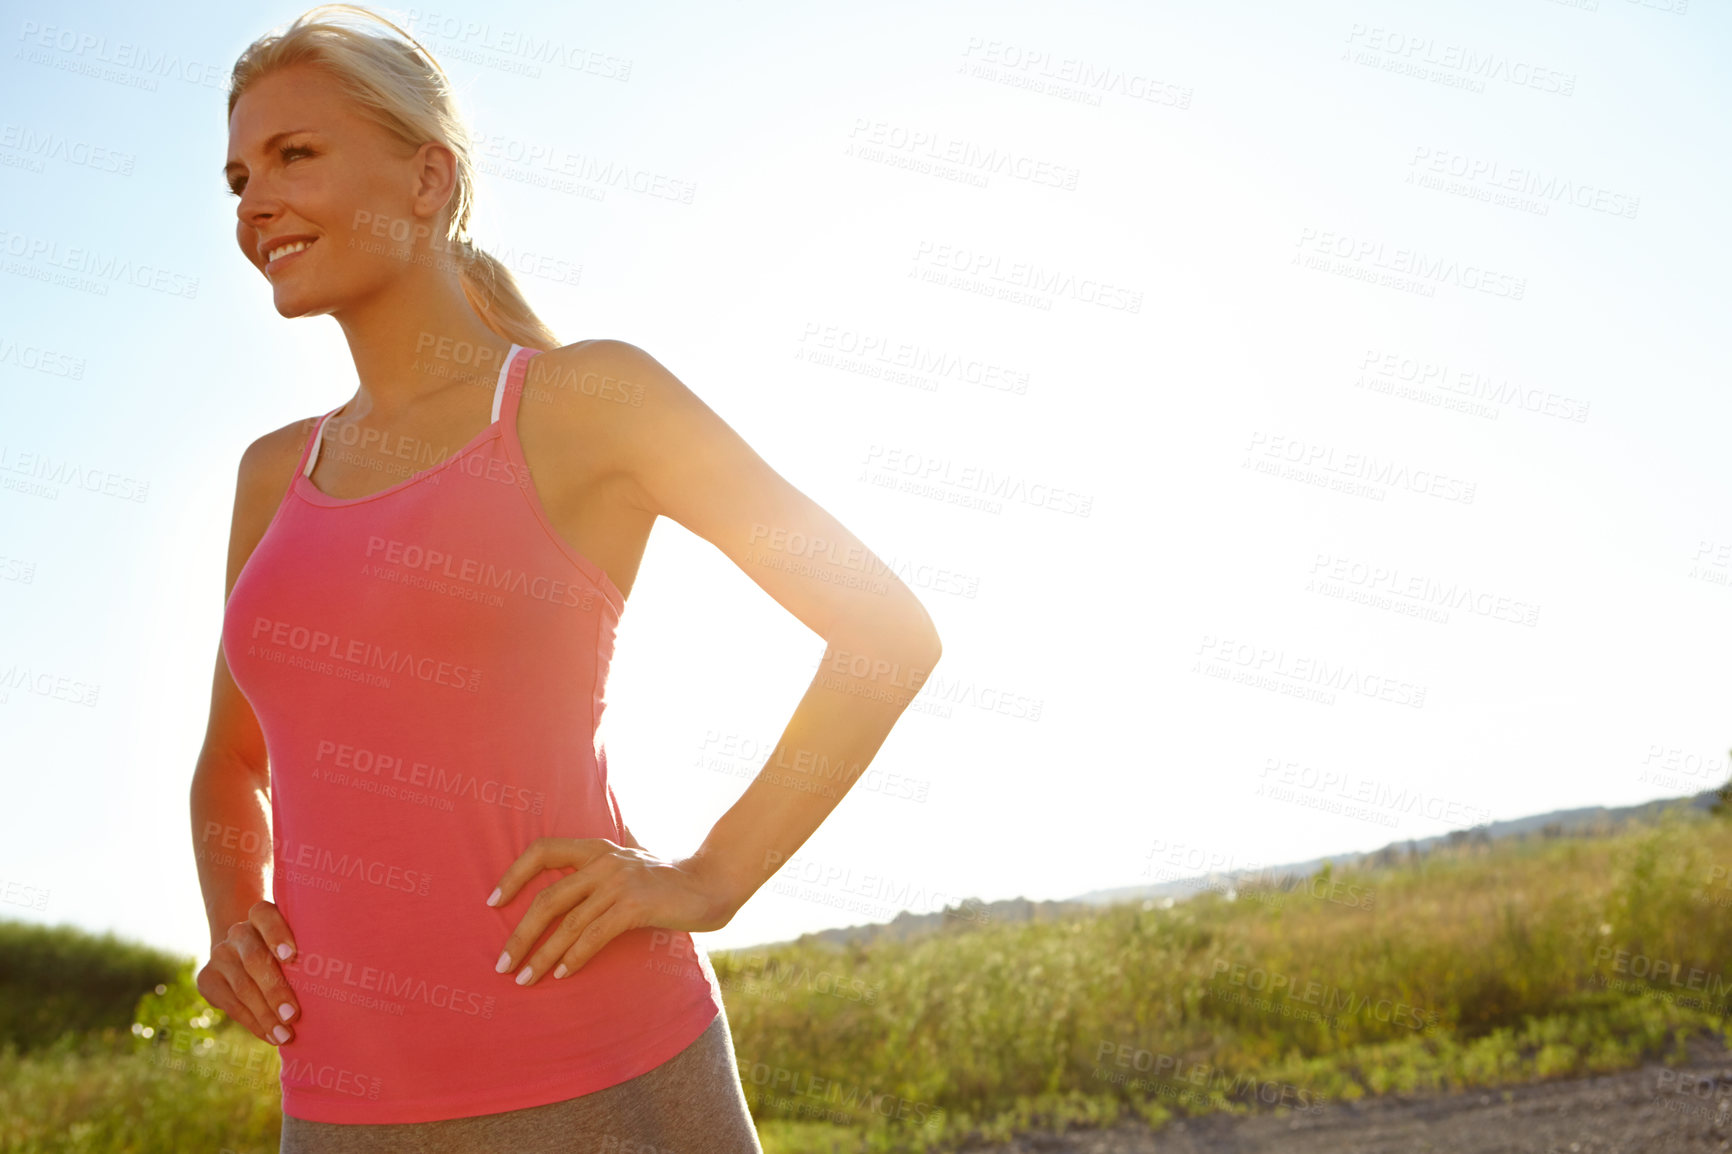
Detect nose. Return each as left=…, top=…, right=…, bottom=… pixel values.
left=235, top=188, right=279, bottom=267
left=235, top=174, right=282, bottom=231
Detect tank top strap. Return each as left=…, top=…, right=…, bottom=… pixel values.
left=492, top=342, right=538, bottom=434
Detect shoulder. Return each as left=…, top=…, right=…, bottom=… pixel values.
left=530, top=339, right=699, bottom=410
left=525, top=339, right=743, bottom=517
left=223, top=412, right=325, bottom=589
left=237, top=413, right=321, bottom=498
left=528, top=338, right=719, bottom=446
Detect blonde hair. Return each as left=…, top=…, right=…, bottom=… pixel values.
left=228, top=3, right=559, bottom=350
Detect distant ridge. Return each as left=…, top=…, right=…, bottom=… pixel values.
left=733, top=790, right=1720, bottom=954
left=1072, top=789, right=1719, bottom=908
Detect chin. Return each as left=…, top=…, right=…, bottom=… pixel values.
left=271, top=291, right=334, bottom=320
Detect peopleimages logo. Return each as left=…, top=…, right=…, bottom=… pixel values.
left=286, top=949, right=497, bottom=1018
left=0, top=441, right=150, bottom=502
left=911, top=239, right=1142, bottom=313
left=278, top=1056, right=382, bottom=1100
left=861, top=443, right=1094, bottom=516
left=311, top=738, right=547, bottom=815
left=1294, top=227, right=1526, bottom=301
left=1342, top=24, right=1576, bottom=96
left=1593, top=945, right=1732, bottom=998
left=362, top=536, right=599, bottom=611
left=1091, top=1041, right=1328, bottom=1113
left=1306, top=553, right=1540, bottom=627
left=244, top=615, right=483, bottom=693
left=1243, top=430, right=1477, bottom=505
left=272, top=837, right=434, bottom=898
left=1209, top=960, right=1441, bottom=1031
left=1259, top=757, right=1493, bottom=827
left=1194, top=633, right=1428, bottom=709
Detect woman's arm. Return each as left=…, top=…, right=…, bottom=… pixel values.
left=488, top=341, right=942, bottom=983
left=194, top=430, right=298, bottom=940
left=682, top=629, right=941, bottom=926
left=590, top=339, right=943, bottom=924
left=190, top=736, right=271, bottom=945
left=190, top=427, right=309, bottom=1045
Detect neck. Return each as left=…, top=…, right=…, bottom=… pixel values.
left=331, top=269, right=517, bottom=422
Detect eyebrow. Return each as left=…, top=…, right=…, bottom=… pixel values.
left=223, top=129, right=317, bottom=179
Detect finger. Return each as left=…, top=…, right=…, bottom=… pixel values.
left=213, top=937, right=293, bottom=1045
left=196, top=961, right=273, bottom=1044
left=234, top=924, right=300, bottom=1036
left=246, top=902, right=301, bottom=1026
left=496, top=868, right=597, bottom=981
left=551, top=898, right=640, bottom=981
left=520, top=888, right=621, bottom=986
left=249, top=899, right=300, bottom=965
left=486, top=836, right=601, bottom=909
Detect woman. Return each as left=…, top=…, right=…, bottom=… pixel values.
left=191, top=6, right=943, bottom=1151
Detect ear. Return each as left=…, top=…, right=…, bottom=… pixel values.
left=410, top=139, right=460, bottom=229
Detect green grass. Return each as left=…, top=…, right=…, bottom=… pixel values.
left=729, top=802, right=1732, bottom=1151
left=4, top=802, right=1731, bottom=1153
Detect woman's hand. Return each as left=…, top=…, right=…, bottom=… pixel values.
left=196, top=899, right=301, bottom=1046
left=487, top=837, right=737, bottom=986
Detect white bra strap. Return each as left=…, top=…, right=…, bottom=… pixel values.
left=302, top=409, right=339, bottom=477
left=491, top=343, right=524, bottom=423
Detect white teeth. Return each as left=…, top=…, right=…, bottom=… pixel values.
left=268, top=239, right=314, bottom=263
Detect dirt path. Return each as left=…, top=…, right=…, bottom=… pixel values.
left=951, top=1035, right=1732, bottom=1154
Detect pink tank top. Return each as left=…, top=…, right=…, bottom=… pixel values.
left=221, top=343, right=724, bottom=1124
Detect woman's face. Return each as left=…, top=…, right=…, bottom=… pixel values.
left=225, top=62, right=450, bottom=318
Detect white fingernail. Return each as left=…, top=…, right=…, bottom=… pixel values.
left=278, top=1003, right=294, bottom=1021
left=486, top=887, right=501, bottom=906
left=553, top=964, right=567, bottom=979
left=273, top=1025, right=290, bottom=1043
left=277, top=943, right=293, bottom=960
left=496, top=950, right=511, bottom=973
left=516, top=965, right=533, bottom=985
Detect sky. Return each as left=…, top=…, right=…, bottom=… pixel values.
left=1, top=0, right=1729, bottom=964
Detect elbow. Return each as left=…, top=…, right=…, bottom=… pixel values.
left=827, top=587, right=942, bottom=668
left=900, top=626, right=941, bottom=687
left=897, top=613, right=944, bottom=670
left=905, top=599, right=943, bottom=671
left=898, top=585, right=943, bottom=666
left=193, top=745, right=271, bottom=791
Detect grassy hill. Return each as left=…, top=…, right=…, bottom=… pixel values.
left=4, top=796, right=1731, bottom=1152
left=773, top=790, right=1723, bottom=954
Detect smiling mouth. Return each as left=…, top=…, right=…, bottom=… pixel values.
left=265, top=237, right=317, bottom=272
